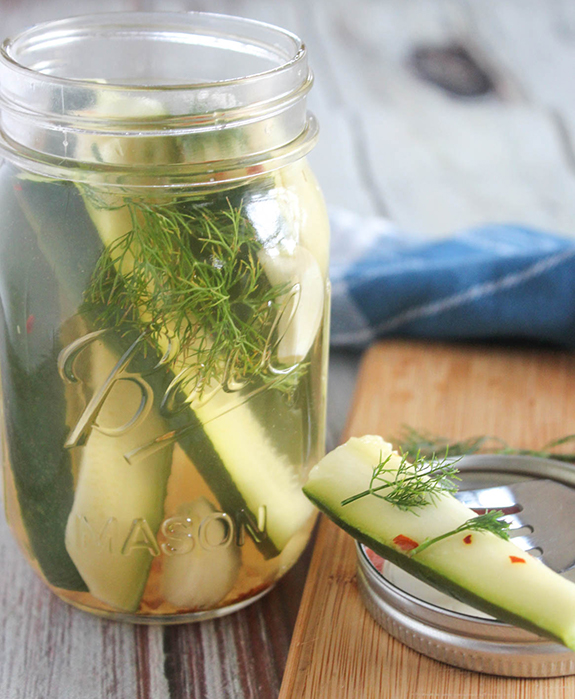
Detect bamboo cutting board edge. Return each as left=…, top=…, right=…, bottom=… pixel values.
left=279, top=340, right=575, bottom=699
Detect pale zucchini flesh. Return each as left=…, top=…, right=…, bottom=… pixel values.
left=65, top=341, right=173, bottom=612
left=303, top=435, right=575, bottom=651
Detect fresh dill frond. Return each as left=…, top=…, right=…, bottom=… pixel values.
left=395, top=425, right=575, bottom=462
left=409, top=510, right=511, bottom=556
left=341, top=450, right=460, bottom=511
left=395, top=426, right=498, bottom=459
left=82, top=193, right=300, bottom=395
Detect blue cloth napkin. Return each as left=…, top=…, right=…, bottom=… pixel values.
left=329, top=208, right=575, bottom=348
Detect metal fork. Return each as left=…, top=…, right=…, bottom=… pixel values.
left=455, top=479, right=575, bottom=580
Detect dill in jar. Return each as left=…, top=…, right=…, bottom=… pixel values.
left=81, top=190, right=301, bottom=398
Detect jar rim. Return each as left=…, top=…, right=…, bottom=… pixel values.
left=0, top=12, right=317, bottom=177
left=0, top=11, right=307, bottom=93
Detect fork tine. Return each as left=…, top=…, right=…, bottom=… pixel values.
left=500, top=514, right=528, bottom=529
left=455, top=479, right=575, bottom=574
left=510, top=534, right=536, bottom=552
left=456, top=484, right=524, bottom=509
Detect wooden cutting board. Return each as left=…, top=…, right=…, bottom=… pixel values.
left=279, top=340, right=575, bottom=699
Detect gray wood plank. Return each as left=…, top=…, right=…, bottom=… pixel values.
left=313, top=0, right=575, bottom=238
left=464, top=0, right=575, bottom=147
left=0, top=508, right=150, bottom=699
left=5, top=0, right=575, bottom=240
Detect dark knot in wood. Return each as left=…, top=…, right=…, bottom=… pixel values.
left=409, top=44, right=495, bottom=97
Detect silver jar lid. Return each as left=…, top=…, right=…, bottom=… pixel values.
left=356, top=454, right=575, bottom=678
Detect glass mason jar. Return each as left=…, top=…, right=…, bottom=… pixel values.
left=0, top=13, right=329, bottom=622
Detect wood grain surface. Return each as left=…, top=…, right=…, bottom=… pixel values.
left=279, top=340, right=575, bottom=699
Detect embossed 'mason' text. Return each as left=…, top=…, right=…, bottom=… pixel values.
left=71, top=506, right=267, bottom=556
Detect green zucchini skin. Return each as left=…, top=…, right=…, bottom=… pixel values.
left=14, top=175, right=103, bottom=310
left=1, top=347, right=88, bottom=591
left=305, top=491, right=565, bottom=645
left=0, top=167, right=87, bottom=591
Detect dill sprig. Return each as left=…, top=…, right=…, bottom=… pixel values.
left=341, top=450, right=460, bottom=510
left=340, top=436, right=516, bottom=558
left=82, top=194, right=302, bottom=395
left=409, top=510, right=511, bottom=556
left=396, top=425, right=575, bottom=462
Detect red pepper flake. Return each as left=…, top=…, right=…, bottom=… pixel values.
left=13, top=182, right=22, bottom=192
left=509, top=555, right=526, bottom=564
left=246, top=164, right=265, bottom=176
left=463, top=534, right=472, bottom=544
left=393, top=534, right=419, bottom=552
left=26, top=314, right=35, bottom=334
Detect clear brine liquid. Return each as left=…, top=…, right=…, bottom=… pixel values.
left=0, top=161, right=329, bottom=618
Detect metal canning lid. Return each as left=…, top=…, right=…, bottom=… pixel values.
left=355, top=454, right=575, bottom=678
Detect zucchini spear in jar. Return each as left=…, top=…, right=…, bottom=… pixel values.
left=0, top=170, right=87, bottom=591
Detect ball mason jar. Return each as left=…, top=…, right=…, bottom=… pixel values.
left=0, top=12, right=330, bottom=622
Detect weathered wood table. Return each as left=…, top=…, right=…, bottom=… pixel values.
left=1, top=1, right=575, bottom=697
